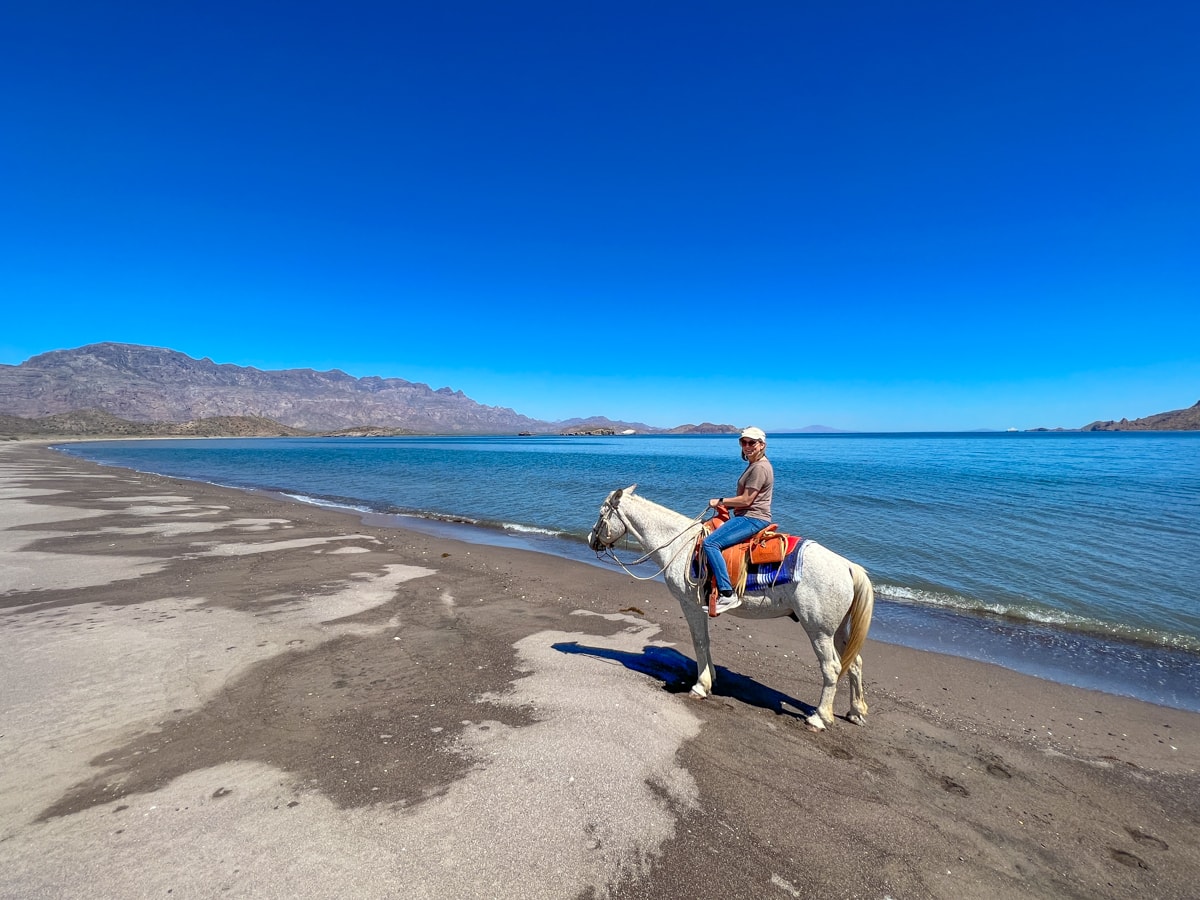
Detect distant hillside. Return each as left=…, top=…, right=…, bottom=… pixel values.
left=0, top=343, right=652, bottom=434
left=0, top=410, right=309, bottom=439
left=664, top=422, right=740, bottom=434
left=0, top=343, right=549, bottom=433
left=1081, top=401, right=1200, bottom=431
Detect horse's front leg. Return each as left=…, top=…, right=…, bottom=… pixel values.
left=678, top=597, right=716, bottom=697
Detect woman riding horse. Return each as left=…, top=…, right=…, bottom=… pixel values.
left=703, top=426, right=774, bottom=615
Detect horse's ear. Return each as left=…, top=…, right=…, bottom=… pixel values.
left=610, top=484, right=636, bottom=504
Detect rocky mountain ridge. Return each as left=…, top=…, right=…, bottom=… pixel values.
left=1080, top=400, right=1200, bottom=432
left=0, top=343, right=736, bottom=435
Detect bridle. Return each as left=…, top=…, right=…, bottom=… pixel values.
left=592, top=494, right=711, bottom=584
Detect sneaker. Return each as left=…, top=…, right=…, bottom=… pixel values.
left=713, top=592, right=741, bottom=615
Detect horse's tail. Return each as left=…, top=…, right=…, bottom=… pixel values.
left=837, top=563, right=875, bottom=681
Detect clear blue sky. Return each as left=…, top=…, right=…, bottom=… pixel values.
left=2, top=1, right=1197, bottom=431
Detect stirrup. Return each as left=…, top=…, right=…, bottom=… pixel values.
left=711, top=592, right=741, bottom=617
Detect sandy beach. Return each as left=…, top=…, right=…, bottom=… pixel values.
left=1, top=441, right=1197, bottom=899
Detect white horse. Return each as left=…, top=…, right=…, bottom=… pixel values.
left=587, top=485, right=874, bottom=730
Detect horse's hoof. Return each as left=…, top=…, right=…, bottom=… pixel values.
left=848, top=713, right=867, bottom=727
left=805, top=713, right=826, bottom=731
left=689, top=685, right=708, bottom=699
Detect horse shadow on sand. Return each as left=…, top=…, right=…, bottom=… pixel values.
left=552, top=641, right=818, bottom=722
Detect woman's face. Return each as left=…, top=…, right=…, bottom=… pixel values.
left=740, top=438, right=763, bottom=460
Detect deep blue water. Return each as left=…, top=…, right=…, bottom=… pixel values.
left=57, top=433, right=1200, bottom=711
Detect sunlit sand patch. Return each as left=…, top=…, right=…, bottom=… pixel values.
left=86, top=518, right=296, bottom=539
left=0, top=763, right=401, bottom=897
left=89, top=522, right=242, bottom=538
left=228, top=518, right=293, bottom=530
left=190, top=536, right=373, bottom=557
left=254, top=564, right=433, bottom=626
left=0, top=496, right=163, bottom=593
left=0, top=554, right=170, bottom=594
left=328, top=546, right=372, bottom=554
left=0, top=487, right=64, bottom=499
left=444, top=613, right=700, bottom=895
left=0, top=500, right=112, bottom=532
left=121, top=504, right=228, bottom=518
left=0, top=611, right=700, bottom=899
left=7, top=473, right=117, bottom=480
left=0, top=563, right=434, bottom=837
left=104, top=495, right=199, bottom=504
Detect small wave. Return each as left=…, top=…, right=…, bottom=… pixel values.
left=393, top=510, right=562, bottom=537
left=391, top=510, right=482, bottom=527
left=877, top=581, right=1200, bottom=653
left=281, top=492, right=373, bottom=514
left=501, top=522, right=564, bottom=537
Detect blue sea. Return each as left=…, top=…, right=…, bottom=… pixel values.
left=57, top=433, right=1200, bottom=712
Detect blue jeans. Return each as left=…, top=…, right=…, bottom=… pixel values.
left=702, top=515, right=771, bottom=592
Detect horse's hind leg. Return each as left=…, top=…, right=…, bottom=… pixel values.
left=835, top=623, right=868, bottom=725
left=808, top=634, right=842, bottom=729
left=844, top=654, right=868, bottom=726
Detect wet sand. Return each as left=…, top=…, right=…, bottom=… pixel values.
left=1, top=441, right=1198, bottom=899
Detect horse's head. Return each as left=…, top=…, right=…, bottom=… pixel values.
left=587, top=484, right=637, bottom=552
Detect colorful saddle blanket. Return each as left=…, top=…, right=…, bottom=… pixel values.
left=691, top=528, right=808, bottom=593
left=743, top=536, right=808, bottom=591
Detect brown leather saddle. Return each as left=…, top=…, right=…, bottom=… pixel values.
left=695, top=510, right=793, bottom=615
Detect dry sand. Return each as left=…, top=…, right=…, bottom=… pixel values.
left=1, top=441, right=1197, bottom=899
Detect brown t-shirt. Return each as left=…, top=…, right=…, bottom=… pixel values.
left=736, top=457, right=774, bottom=521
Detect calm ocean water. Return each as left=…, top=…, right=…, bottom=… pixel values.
left=57, top=433, right=1200, bottom=712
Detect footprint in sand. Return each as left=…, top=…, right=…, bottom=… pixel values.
left=939, top=775, right=969, bottom=796
left=1126, top=827, right=1168, bottom=850
left=1109, top=848, right=1149, bottom=869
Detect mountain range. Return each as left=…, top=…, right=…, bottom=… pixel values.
left=0, top=343, right=733, bottom=435
left=0, top=343, right=1193, bottom=435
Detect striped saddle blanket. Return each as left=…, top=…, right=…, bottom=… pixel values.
left=743, top=536, right=807, bottom=591
left=691, top=529, right=808, bottom=592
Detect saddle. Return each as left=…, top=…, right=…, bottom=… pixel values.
left=694, top=510, right=802, bottom=616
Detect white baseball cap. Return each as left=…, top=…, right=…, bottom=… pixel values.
left=740, top=426, right=766, bottom=442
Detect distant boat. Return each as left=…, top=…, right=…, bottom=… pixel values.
left=1006, top=428, right=1019, bottom=432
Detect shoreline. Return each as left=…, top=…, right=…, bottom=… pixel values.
left=3, top=440, right=1199, bottom=897
left=51, top=438, right=1200, bottom=714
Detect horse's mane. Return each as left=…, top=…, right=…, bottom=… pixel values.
left=622, top=490, right=698, bottom=529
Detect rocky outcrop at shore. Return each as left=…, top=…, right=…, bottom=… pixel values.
left=1081, top=400, right=1200, bottom=431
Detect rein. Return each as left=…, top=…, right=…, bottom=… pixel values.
left=596, top=501, right=710, bottom=583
